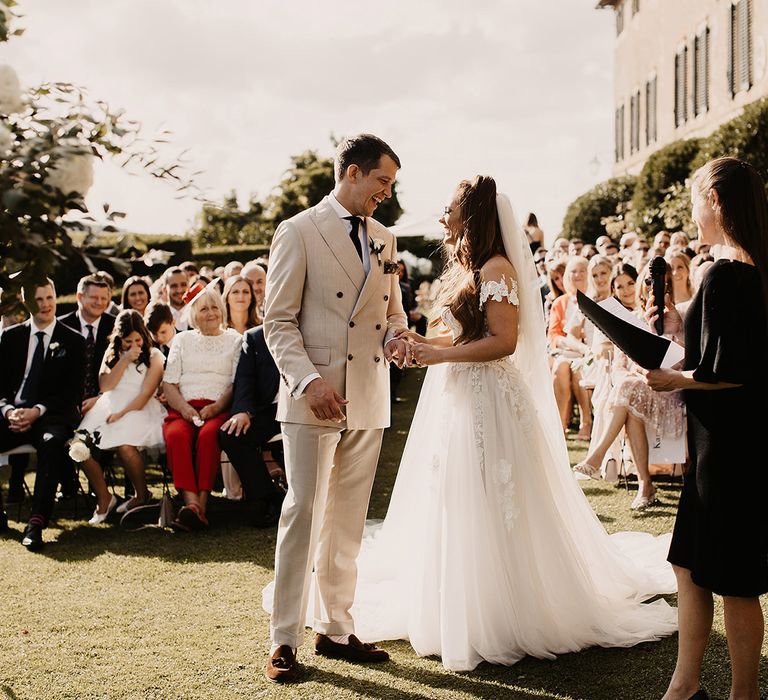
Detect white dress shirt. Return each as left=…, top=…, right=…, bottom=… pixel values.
left=3, top=319, right=57, bottom=417
left=74, top=310, right=102, bottom=340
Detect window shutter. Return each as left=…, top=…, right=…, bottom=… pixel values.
left=635, top=90, right=641, bottom=152
left=705, top=27, right=710, bottom=111
left=737, top=0, right=752, bottom=91
left=728, top=2, right=736, bottom=97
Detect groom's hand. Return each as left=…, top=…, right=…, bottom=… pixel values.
left=306, top=378, right=348, bottom=422
left=384, top=338, right=407, bottom=369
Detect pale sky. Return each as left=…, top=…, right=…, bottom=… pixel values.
left=4, top=0, right=615, bottom=241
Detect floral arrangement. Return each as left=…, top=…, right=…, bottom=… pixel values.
left=67, top=428, right=101, bottom=463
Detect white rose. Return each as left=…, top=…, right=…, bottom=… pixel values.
left=47, top=153, right=94, bottom=198
left=0, top=122, right=13, bottom=155
left=0, top=65, right=24, bottom=115
left=373, top=238, right=385, bottom=249
left=68, top=440, right=91, bottom=462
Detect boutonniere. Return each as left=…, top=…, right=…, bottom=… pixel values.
left=383, top=260, right=399, bottom=275
left=369, top=238, right=386, bottom=266
left=48, top=341, right=66, bottom=358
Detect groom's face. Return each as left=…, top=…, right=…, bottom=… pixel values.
left=346, top=155, right=399, bottom=218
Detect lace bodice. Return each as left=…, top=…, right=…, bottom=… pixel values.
left=163, top=328, right=242, bottom=401
left=441, top=275, right=520, bottom=342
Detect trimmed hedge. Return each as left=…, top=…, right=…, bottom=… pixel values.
left=191, top=244, right=271, bottom=270
left=631, top=138, right=702, bottom=235
left=561, top=176, right=637, bottom=243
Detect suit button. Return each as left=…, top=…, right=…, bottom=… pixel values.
left=349, top=321, right=355, bottom=328
left=374, top=356, right=381, bottom=363
left=375, top=324, right=381, bottom=330
left=348, top=354, right=353, bottom=361
left=384, top=295, right=389, bottom=301
left=337, top=291, right=343, bottom=298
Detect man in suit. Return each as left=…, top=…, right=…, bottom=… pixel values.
left=263, top=134, right=409, bottom=683
left=0, top=279, right=85, bottom=549
left=58, top=272, right=115, bottom=415
left=219, top=326, right=284, bottom=527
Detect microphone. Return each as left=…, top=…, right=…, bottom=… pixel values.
left=649, top=256, right=667, bottom=335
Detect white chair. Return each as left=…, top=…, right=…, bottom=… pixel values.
left=0, top=444, right=36, bottom=520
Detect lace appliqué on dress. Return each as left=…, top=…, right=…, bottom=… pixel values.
left=493, top=459, right=520, bottom=530
left=479, top=275, right=519, bottom=309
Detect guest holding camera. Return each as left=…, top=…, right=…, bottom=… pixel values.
left=645, top=158, right=768, bottom=700
left=162, top=283, right=241, bottom=530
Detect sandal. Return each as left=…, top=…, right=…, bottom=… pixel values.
left=575, top=424, right=592, bottom=441
left=573, top=460, right=601, bottom=480
left=630, top=484, right=658, bottom=511
left=176, top=503, right=208, bottom=530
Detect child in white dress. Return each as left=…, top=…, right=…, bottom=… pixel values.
left=79, top=310, right=166, bottom=521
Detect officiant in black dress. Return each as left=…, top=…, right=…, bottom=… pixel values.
left=645, top=157, right=768, bottom=700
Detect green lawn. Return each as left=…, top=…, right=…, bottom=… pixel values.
left=0, top=369, right=766, bottom=700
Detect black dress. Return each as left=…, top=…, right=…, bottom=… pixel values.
left=668, top=259, right=768, bottom=596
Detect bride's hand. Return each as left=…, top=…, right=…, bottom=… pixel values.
left=409, top=342, right=443, bottom=367
left=395, top=328, right=427, bottom=344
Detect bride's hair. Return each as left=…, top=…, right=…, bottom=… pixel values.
left=104, top=309, right=153, bottom=370
left=435, top=175, right=506, bottom=344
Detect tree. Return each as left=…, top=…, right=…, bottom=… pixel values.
left=0, top=2, right=194, bottom=313
left=561, top=176, right=637, bottom=243
left=194, top=190, right=270, bottom=248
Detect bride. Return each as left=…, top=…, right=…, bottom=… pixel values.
left=349, top=176, right=677, bottom=671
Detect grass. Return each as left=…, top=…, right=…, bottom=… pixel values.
left=0, top=369, right=766, bottom=700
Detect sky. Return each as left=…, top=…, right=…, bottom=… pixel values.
left=3, top=0, right=615, bottom=242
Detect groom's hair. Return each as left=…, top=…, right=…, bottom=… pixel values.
left=335, top=134, right=401, bottom=182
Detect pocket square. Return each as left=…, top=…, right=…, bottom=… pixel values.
left=383, top=260, right=399, bottom=275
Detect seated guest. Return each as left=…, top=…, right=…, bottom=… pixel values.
left=179, top=261, right=199, bottom=285
left=241, top=262, right=267, bottom=320
left=0, top=280, right=86, bottom=549
left=162, top=284, right=241, bottom=530
left=120, top=276, right=151, bottom=317
left=218, top=326, right=283, bottom=526
left=667, top=248, right=694, bottom=311
left=223, top=260, right=243, bottom=280
left=144, top=301, right=176, bottom=359
left=223, top=275, right=259, bottom=335
left=162, top=266, right=190, bottom=331
left=58, top=272, right=116, bottom=415
left=78, top=310, right=166, bottom=519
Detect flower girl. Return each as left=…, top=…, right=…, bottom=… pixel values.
left=78, top=310, right=166, bottom=522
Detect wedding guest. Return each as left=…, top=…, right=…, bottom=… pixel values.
left=0, top=279, right=86, bottom=550
left=218, top=326, right=284, bottom=527
left=162, top=267, right=189, bottom=331
left=654, top=230, right=671, bottom=256
left=59, top=273, right=116, bottom=416
left=580, top=244, right=598, bottom=260
left=548, top=256, right=591, bottom=437
left=223, top=275, right=259, bottom=335
left=179, top=261, right=199, bottom=284
left=120, top=276, right=151, bottom=317
left=242, top=262, right=267, bottom=319
left=630, top=236, right=651, bottom=270
left=551, top=237, right=570, bottom=258
left=667, top=249, right=694, bottom=309
left=611, top=263, right=638, bottom=311
left=595, top=235, right=612, bottom=255
left=223, top=260, right=243, bottom=280
left=604, top=241, right=619, bottom=258
left=144, top=301, right=176, bottom=360
left=524, top=212, right=544, bottom=253
left=691, top=254, right=715, bottom=291
left=77, top=310, right=166, bottom=520
left=569, top=238, right=585, bottom=256
left=543, top=259, right=566, bottom=328
left=670, top=231, right=691, bottom=250
left=162, top=284, right=241, bottom=530
left=620, top=231, right=638, bottom=252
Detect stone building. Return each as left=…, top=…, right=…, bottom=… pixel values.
left=597, top=0, right=768, bottom=174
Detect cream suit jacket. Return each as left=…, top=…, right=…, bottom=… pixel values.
left=264, top=195, right=408, bottom=430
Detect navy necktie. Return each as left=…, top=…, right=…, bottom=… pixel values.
left=83, top=324, right=97, bottom=398
left=344, top=216, right=364, bottom=262
left=19, top=331, right=46, bottom=407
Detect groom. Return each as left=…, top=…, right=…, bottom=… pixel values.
left=263, top=134, right=408, bottom=682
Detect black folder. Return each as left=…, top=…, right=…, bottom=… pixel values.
left=576, top=291, right=672, bottom=370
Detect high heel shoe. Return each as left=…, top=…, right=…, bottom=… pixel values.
left=572, top=460, right=600, bottom=480
left=630, top=483, right=657, bottom=511
left=88, top=494, right=117, bottom=525
left=116, top=492, right=153, bottom=515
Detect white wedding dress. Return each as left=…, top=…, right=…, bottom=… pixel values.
left=264, top=194, right=678, bottom=671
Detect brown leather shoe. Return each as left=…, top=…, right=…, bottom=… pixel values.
left=314, top=633, right=389, bottom=663
left=265, top=645, right=299, bottom=683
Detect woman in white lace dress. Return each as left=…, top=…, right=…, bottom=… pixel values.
left=342, top=176, right=678, bottom=671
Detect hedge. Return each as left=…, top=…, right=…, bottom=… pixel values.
left=561, top=176, right=637, bottom=243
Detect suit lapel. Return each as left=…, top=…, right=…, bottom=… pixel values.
left=351, top=220, right=386, bottom=317
left=310, top=197, right=366, bottom=292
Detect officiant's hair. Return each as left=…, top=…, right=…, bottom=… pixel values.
left=104, top=309, right=152, bottom=369
left=692, top=157, right=768, bottom=311
left=334, top=134, right=401, bottom=182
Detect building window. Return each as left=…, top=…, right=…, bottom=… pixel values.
left=616, top=2, right=624, bottom=36
left=694, top=27, right=710, bottom=116
left=630, top=90, right=641, bottom=154
left=729, top=0, right=753, bottom=96
left=615, top=104, right=625, bottom=163
left=632, top=0, right=640, bottom=15
left=674, top=45, right=689, bottom=127
left=645, top=75, right=658, bottom=146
